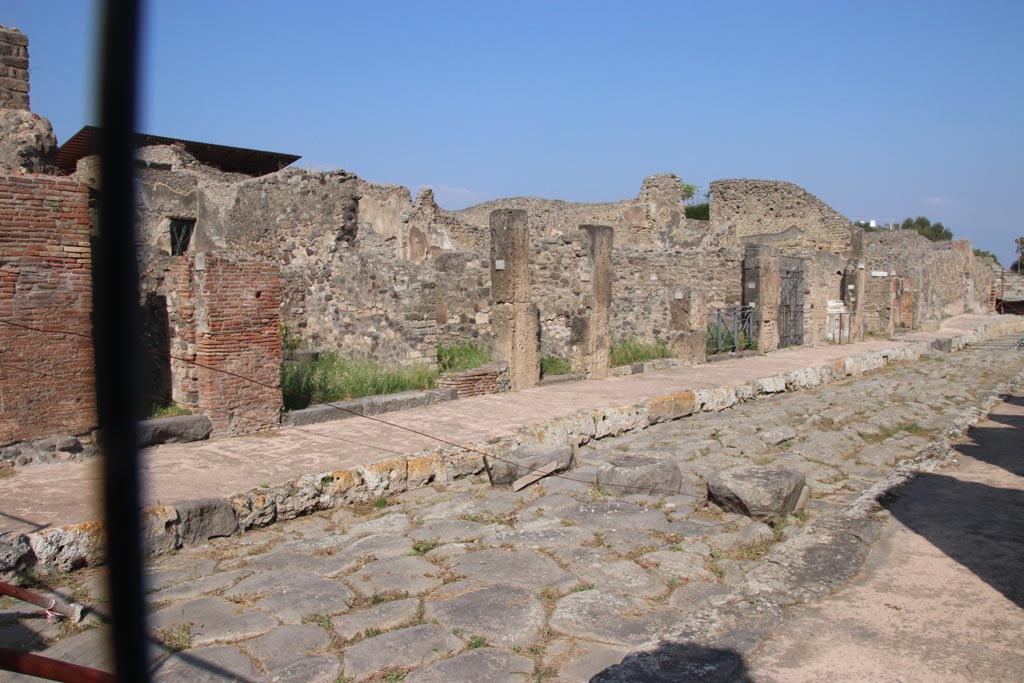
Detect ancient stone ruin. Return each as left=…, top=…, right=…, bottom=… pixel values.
left=0, top=24, right=1004, bottom=451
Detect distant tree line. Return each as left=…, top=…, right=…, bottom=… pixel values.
left=682, top=183, right=710, bottom=220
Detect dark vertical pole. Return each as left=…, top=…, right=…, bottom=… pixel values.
left=94, top=0, right=149, bottom=681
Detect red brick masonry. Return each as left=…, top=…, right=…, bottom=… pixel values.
left=0, top=173, right=95, bottom=444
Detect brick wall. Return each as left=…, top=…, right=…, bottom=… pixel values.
left=192, top=253, right=282, bottom=435
left=0, top=174, right=94, bottom=444
left=0, top=27, right=30, bottom=110
left=437, top=362, right=510, bottom=398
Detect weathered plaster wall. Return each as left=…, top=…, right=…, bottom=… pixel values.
left=710, top=179, right=853, bottom=253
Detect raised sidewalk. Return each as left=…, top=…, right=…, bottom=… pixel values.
left=1, top=314, right=1022, bottom=574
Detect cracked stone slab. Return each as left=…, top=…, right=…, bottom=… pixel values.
left=341, top=624, right=464, bottom=681
left=549, top=590, right=678, bottom=647
left=346, top=512, right=412, bottom=537
left=152, top=645, right=266, bottom=683
left=560, top=501, right=672, bottom=532
left=668, top=581, right=731, bottom=612
left=551, top=640, right=631, bottom=683
left=406, top=647, right=535, bottom=683
left=331, top=597, right=420, bottom=641
left=245, top=624, right=339, bottom=683
left=322, top=533, right=415, bottom=576
left=149, top=596, right=279, bottom=646
left=571, top=559, right=665, bottom=598
left=148, top=568, right=253, bottom=604
left=347, top=556, right=443, bottom=598
left=638, top=550, right=716, bottom=583
left=424, top=584, right=545, bottom=649
left=223, top=570, right=353, bottom=623
left=482, top=525, right=595, bottom=550
left=449, top=548, right=575, bottom=590
left=408, top=518, right=494, bottom=543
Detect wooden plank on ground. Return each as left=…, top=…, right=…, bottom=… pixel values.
left=512, top=461, right=559, bottom=491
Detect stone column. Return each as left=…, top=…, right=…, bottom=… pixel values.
left=668, top=288, right=707, bottom=365
left=743, top=245, right=781, bottom=353
left=570, top=225, right=613, bottom=378
left=490, top=209, right=540, bottom=391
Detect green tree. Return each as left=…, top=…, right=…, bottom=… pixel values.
left=900, top=216, right=953, bottom=241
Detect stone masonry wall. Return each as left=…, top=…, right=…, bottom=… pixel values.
left=710, top=179, right=853, bottom=253
left=0, top=27, right=29, bottom=110
left=0, top=174, right=95, bottom=444
left=864, top=231, right=991, bottom=326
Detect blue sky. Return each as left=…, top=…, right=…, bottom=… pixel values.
left=3, top=1, right=1022, bottom=265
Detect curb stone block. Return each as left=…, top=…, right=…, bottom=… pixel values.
left=26, top=522, right=104, bottom=573
left=174, top=497, right=238, bottom=545
left=142, top=505, right=179, bottom=555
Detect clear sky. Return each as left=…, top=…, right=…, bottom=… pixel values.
left=3, top=1, right=1022, bottom=265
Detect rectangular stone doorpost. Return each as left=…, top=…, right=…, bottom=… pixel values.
left=669, top=288, right=707, bottom=365
left=743, top=245, right=782, bottom=353
left=570, top=225, right=613, bottom=378
left=490, top=209, right=540, bottom=391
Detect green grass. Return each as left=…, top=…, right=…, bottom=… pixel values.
left=437, top=342, right=492, bottom=372
left=410, top=539, right=439, bottom=556
left=540, top=356, right=572, bottom=377
left=0, top=467, right=14, bottom=480
left=684, top=202, right=710, bottom=220
left=468, top=635, right=488, bottom=649
left=610, top=338, right=673, bottom=367
left=280, top=323, right=305, bottom=351
left=281, top=352, right=437, bottom=411
left=146, top=402, right=191, bottom=419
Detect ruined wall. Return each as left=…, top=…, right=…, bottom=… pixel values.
left=802, top=251, right=847, bottom=345
left=0, top=27, right=29, bottom=110
left=864, top=231, right=990, bottom=326
left=710, top=179, right=853, bottom=253
left=454, top=174, right=694, bottom=253
left=0, top=174, right=94, bottom=444
left=0, top=27, right=56, bottom=175
left=193, top=254, right=282, bottom=435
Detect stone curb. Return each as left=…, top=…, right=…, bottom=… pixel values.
left=282, top=388, right=457, bottom=427
left=590, top=344, right=1024, bottom=681
left=3, top=316, right=1022, bottom=580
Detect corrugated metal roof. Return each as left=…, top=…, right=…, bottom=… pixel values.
left=56, top=125, right=301, bottom=177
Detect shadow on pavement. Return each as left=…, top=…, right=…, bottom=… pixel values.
left=589, top=642, right=751, bottom=682
left=883, top=394, right=1024, bottom=609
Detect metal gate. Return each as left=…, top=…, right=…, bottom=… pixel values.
left=707, top=304, right=756, bottom=355
left=778, top=267, right=804, bottom=347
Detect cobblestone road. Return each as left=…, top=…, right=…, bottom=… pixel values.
left=3, top=341, right=1023, bottom=682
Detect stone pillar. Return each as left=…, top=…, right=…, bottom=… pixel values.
left=668, top=288, right=707, bottom=365
left=490, top=209, right=540, bottom=391
left=842, top=260, right=866, bottom=341
left=743, top=245, right=781, bottom=353
left=0, top=28, right=30, bottom=110
left=570, top=225, right=613, bottom=378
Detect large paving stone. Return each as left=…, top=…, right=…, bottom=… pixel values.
left=551, top=639, right=631, bottom=683
left=668, top=581, right=731, bottom=612
left=488, top=444, right=575, bottom=486
left=152, top=645, right=266, bottom=683
left=347, top=556, right=444, bottom=598
left=145, top=558, right=217, bottom=593
left=149, top=568, right=253, bottom=604
left=549, top=590, right=677, bottom=646
left=482, top=525, right=595, bottom=550
left=245, top=624, right=340, bottom=683
left=424, top=584, right=545, bottom=649
left=223, top=571, right=353, bottom=623
left=406, top=647, right=535, bottom=683
left=150, top=596, right=278, bottom=646
left=332, top=597, right=420, bottom=641
left=639, top=550, right=715, bottom=583
left=346, top=512, right=411, bottom=537
left=571, top=559, right=664, bottom=598
left=450, top=548, right=575, bottom=590
left=409, top=518, right=493, bottom=543
left=707, top=466, right=806, bottom=520
left=561, top=501, right=672, bottom=532
left=595, top=454, right=683, bottom=495
left=342, top=624, right=464, bottom=680
left=324, top=533, right=415, bottom=576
